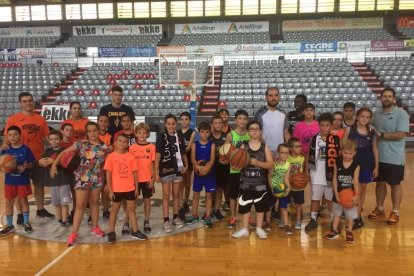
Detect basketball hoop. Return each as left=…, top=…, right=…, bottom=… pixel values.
left=179, top=81, right=197, bottom=101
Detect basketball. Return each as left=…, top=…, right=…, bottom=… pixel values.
left=289, top=173, right=309, bottom=189
left=228, top=148, right=250, bottom=169
left=338, top=189, right=355, bottom=209
left=60, top=151, right=81, bottom=173
left=0, top=154, right=17, bottom=173
left=196, top=160, right=208, bottom=175
left=218, top=143, right=236, bottom=164
left=271, top=180, right=287, bottom=198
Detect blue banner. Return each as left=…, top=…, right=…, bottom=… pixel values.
left=98, top=47, right=127, bottom=57
left=300, top=42, right=337, bottom=53
left=126, top=47, right=156, bottom=57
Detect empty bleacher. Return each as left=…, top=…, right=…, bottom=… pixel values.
left=0, top=36, right=59, bottom=48
left=398, top=28, right=414, bottom=38
left=171, top=32, right=270, bottom=45
left=283, top=29, right=394, bottom=42
left=61, top=35, right=162, bottom=47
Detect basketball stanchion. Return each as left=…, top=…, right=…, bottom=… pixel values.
left=180, top=81, right=197, bottom=130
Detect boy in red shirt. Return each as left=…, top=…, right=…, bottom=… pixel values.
left=129, top=123, right=156, bottom=233
left=104, top=134, right=148, bottom=242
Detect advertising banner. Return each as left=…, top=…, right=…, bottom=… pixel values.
left=371, top=40, right=405, bottom=51
left=270, top=43, right=301, bottom=51
left=156, top=46, right=187, bottom=55
left=404, top=39, right=414, bottom=49
left=175, top=21, right=269, bottom=34
left=77, top=47, right=88, bottom=57
left=0, top=26, right=60, bottom=37
left=16, top=48, right=76, bottom=59
left=41, top=104, right=70, bottom=123
left=283, top=18, right=383, bottom=31
left=397, top=17, right=414, bottom=28
left=300, top=42, right=338, bottom=53
left=7, top=48, right=17, bottom=61
left=186, top=44, right=270, bottom=54
left=337, top=41, right=371, bottom=52
left=73, top=25, right=162, bottom=36
left=98, top=47, right=127, bottom=57
left=126, top=47, right=156, bottom=57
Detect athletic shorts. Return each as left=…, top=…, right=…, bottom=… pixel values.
left=278, top=196, right=289, bottom=209
left=332, top=202, right=358, bottom=220
left=311, top=184, right=333, bottom=201
left=138, top=182, right=153, bottom=198
left=288, top=190, right=305, bottom=205
left=4, top=184, right=32, bottom=200
left=229, top=173, right=241, bottom=200
left=238, top=190, right=268, bottom=214
left=161, top=174, right=183, bottom=183
left=50, top=185, right=72, bottom=206
left=193, top=175, right=216, bottom=193
left=375, top=162, right=404, bottom=186
left=359, top=170, right=373, bottom=184
left=112, top=190, right=137, bottom=202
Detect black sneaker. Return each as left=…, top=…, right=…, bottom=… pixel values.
left=214, top=209, right=224, bottom=220
left=24, top=223, right=33, bottom=233
left=353, top=217, right=364, bottom=230
left=346, top=231, right=355, bottom=244
left=67, top=210, right=75, bottom=225
left=121, top=223, right=130, bottom=235
left=36, top=209, right=55, bottom=218
left=325, top=230, right=340, bottom=240
left=317, top=206, right=328, bottom=218
left=305, top=218, right=318, bottom=232
left=143, top=221, right=151, bottom=232
left=183, top=202, right=190, bottom=213
left=131, top=230, right=148, bottom=240
left=0, top=225, right=15, bottom=236
left=103, top=210, right=110, bottom=219
left=107, top=231, right=116, bottom=243
left=178, top=207, right=186, bottom=221
left=271, top=209, right=280, bottom=221
left=17, top=214, right=23, bottom=225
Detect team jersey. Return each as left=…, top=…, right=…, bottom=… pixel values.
left=334, top=158, right=359, bottom=203
left=61, top=118, right=89, bottom=142
left=240, top=142, right=267, bottom=192
left=229, top=130, right=250, bottom=174
left=194, top=140, right=214, bottom=177
left=129, top=143, right=156, bottom=182
left=1, top=144, right=35, bottom=186
left=287, top=154, right=305, bottom=191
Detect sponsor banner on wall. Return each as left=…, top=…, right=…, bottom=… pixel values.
left=41, top=104, right=70, bottom=123
left=126, top=47, right=157, bottom=57
left=175, top=21, right=269, bottom=34
left=0, top=26, right=60, bottom=37
left=186, top=44, right=270, bottom=54
left=77, top=47, right=88, bottom=57
left=16, top=48, right=76, bottom=59
left=156, top=46, right=187, bottom=55
left=371, top=40, right=405, bottom=51
left=6, top=48, right=17, bottom=61
left=270, top=43, right=301, bottom=51
left=404, top=40, right=414, bottom=49
left=98, top=47, right=127, bottom=57
left=300, top=42, right=337, bottom=53
left=337, top=41, right=371, bottom=52
left=283, top=18, right=383, bottom=31
left=73, top=25, right=162, bottom=36
left=397, top=17, right=414, bottom=28
left=0, top=48, right=5, bottom=61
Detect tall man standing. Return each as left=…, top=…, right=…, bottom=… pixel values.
left=99, top=85, right=135, bottom=136
left=370, top=88, right=409, bottom=225
left=2, top=92, right=52, bottom=218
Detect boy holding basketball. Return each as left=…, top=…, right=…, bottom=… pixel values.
left=287, top=138, right=308, bottom=230
left=129, top=123, right=156, bottom=232
left=105, top=134, right=148, bottom=242
left=325, top=139, right=359, bottom=243
left=187, top=121, right=216, bottom=228
left=0, top=126, right=35, bottom=235
left=225, top=109, right=250, bottom=228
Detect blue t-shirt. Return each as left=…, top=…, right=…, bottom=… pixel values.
left=1, top=144, right=35, bottom=185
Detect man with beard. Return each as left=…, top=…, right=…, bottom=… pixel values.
left=370, top=88, right=409, bottom=225
left=288, top=94, right=307, bottom=135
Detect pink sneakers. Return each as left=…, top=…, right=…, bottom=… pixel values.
left=67, top=232, right=78, bottom=246
left=91, top=226, right=105, bottom=238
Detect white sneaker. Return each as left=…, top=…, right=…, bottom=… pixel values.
left=277, top=219, right=284, bottom=228
left=54, top=225, right=67, bottom=237
left=163, top=221, right=174, bottom=233
left=295, top=220, right=302, bottom=230
left=232, top=228, right=249, bottom=238
left=255, top=228, right=268, bottom=239
left=172, top=218, right=185, bottom=228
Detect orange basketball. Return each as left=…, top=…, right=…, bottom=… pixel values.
left=0, top=154, right=17, bottom=173
left=60, top=151, right=80, bottom=172
left=338, top=189, right=355, bottom=209
left=196, top=160, right=208, bottom=176
left=289, top=173, right=309, bottom=189
left=229, top=148, right=250, bottom=169
left=218, top=143, right=236, bottom=164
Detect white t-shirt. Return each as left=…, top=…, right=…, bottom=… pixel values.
left=262, top=108, right=288, bottom=153
left=310, top=135, right=327, bottom=186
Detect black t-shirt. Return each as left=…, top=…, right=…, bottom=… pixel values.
left=32, top=148, right=71, bottom=187
left=99, top=104, right=135, bottom=136
left=210, top=132, right=229, bottom=174
left=334, top=158, right=359, bottom=203
left=288, top=110, right=305, bottom=134
left=178, top=128, right=195, bottom=170
left=156, top=132, right=186, bottom=177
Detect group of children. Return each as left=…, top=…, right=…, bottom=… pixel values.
left=0, top=103, right=378, bottom=245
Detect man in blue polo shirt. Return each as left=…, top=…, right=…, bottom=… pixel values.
left=370, top=87, right=409, bottom=225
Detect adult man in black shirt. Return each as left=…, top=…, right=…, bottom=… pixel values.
left=288, top=94, right=307, bottom=134
left=99, top=85, right=135, bottom=136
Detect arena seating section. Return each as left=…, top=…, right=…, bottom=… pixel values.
left=171, top=32, right=270, bottom=45
left=283, top=28, right=394, bottom=42
left=61, top=34, right=162, bottom=47
left=0, top=36, right=59, bottom=48
left=398, top=28, right=414, bottom=38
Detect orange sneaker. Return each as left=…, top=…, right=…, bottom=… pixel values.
left=387, top=211, right=399, bottom=225
left=368, top=207, right=385, bottom=219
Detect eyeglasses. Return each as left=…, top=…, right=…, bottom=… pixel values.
left=249, top=128, right=261, bottom=131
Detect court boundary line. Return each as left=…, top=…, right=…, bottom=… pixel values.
left=34, top=245, right=75, bottom=276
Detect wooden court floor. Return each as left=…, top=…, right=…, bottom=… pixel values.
left=1, top=154, right=414, bottom=275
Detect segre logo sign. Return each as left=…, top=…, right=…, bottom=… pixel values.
left=300, top=42, right=337, bottom=53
